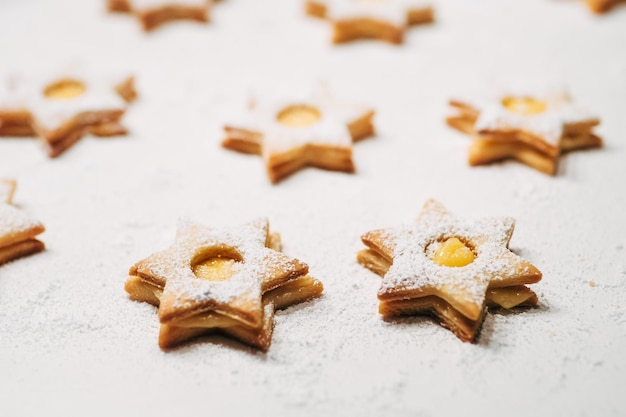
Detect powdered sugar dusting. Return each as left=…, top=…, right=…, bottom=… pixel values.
left=377, top=204, right=524, bottom=308
left=1, top=72, right=130, bottom=131
left=473, top=90, right=598, bottom=147
left=228, top=90, right=372, bottom=154
left=0, top=203, right=43, bottom=239
left=139, top=218, right=305, bottom=309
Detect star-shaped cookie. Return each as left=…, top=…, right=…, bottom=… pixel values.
left=107, top=0, right=215, bottom=31
left=446, top=91, right=602, bottom=175
left=305, top=0, right=434, bottom=44
left=0, top=179, right=45, bottom=266
left=126, top=218, right=324, bottom=350
left=584, top=0, right=626, bottom=13
left=0, top=74, right=136, bottom=157
left=357, top=199, right=542, bottom=342
left=222, top=91, right=375, bottom=183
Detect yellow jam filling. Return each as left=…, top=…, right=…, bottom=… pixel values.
left=501, top=96, right=547, bottom=115
left=43, top=79, right=86, bottom=100
left=487, top=287, right=533, bottom=309
left=192, top=257, right=238, bottom=282
left=276, top=105, right=322, bottom=128
left=433, top=237, right=475, bottom=267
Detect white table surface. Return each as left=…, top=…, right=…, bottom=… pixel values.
left=0, top=0, right=625, bottom=416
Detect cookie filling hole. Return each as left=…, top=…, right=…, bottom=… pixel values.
left=431, top=237, right=475, bottom=267
left=43, top=79, right=86, bottom=100
left=191, top=248, right=243, bottom=282
left=501, top=96, right=547, bottom=116
left=276, top=105, right=322, bottom=128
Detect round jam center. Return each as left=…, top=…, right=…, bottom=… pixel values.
left=276, top=105, right=322, bottom=128
left=501, top=96, right=547, bottom=115
left=192, top=250, right=242, bottom=282
left=44, top=79, right=86, bottom=100
left=433, top=237, right=475, bottom=267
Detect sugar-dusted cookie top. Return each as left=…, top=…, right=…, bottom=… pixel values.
left=363, top=199, right=540, bottom=319
left=106, top=0, right=215, bottom=31
left=0, top=179, right=45, bottom=266
left=472, top=90, right=598, bottom=149
left=20, top=75, right=130, bottom=131
left=127, top=217, right=323, bottom=350
left=0, top=73, right=135, bottom=157
left=446, top=88, right=602, bottom=175
left=0, top=204, right=44, bottom=248
left=358, top=199, right=542, bottom=342
left=0, top=179, right=16, bottom=205
left=222, top=89, right=375, bottom=183
left=306, top=0, right=434, bottom=44
left=138, top=218, right=307, bottom=324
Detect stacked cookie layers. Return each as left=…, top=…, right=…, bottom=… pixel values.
left=0, top=179, right=45, bottom=266
left=0, top=75, right=135, bottom=157
left=125, top=218, right=323, bottom=350
left=357, top=199, right=542, bottom=342
left=446, top=92, right=602, bottom=175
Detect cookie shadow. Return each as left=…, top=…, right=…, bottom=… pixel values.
left=381, top=300, right=551, bottom=347
left=164, top=333, right=269, bottom=358
left=478, top=301, right=551, bottom=346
